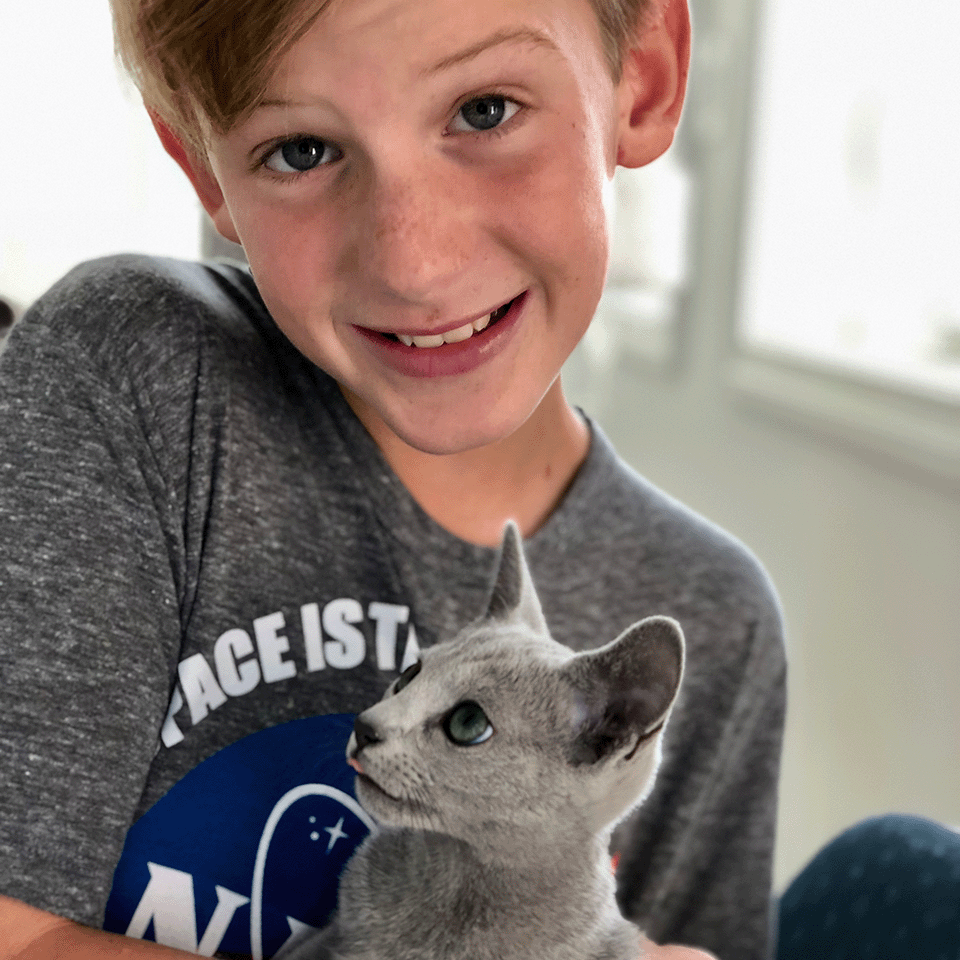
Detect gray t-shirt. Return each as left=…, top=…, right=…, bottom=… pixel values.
left=0, top=256, right=785, bottom=960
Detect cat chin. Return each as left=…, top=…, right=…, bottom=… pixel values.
left=355, top=772, right=399, bottom=808
left=355, top=773, right=430, bottom=826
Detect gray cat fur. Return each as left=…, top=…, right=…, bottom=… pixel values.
left=281, top=523, right=685, bottom=960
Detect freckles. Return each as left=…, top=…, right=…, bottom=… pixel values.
left=377, top=206, right=469, bottom=268
left=489, top=153, right=592, bottom=246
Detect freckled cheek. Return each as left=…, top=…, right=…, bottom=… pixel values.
left=238, top=203, right=343, bottom=322
left=487, top=151, right=609, bottom=283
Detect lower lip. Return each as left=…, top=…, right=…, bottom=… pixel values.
left=353, top=292, right=528, bottom=379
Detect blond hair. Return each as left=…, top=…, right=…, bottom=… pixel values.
left=110, top=0, right=653, bottom=155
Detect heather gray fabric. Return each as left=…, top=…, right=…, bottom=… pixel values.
left=0, top=256, right=786, bottom=960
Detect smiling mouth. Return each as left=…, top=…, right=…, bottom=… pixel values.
left=385, top=296, right=519, bottom=348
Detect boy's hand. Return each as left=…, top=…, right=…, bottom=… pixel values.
left=0, top=895, right=197, bottom=960
left=639, top=936, right=719, bottom=959
left=1, top=898, right=719, bottom=960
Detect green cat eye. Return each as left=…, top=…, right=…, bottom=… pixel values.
left=394, top=661, right=421, bottom=693
left=443, top=701, right=494, bottom=746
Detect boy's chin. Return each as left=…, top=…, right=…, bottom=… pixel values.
left=385, top=416, right=519, bottom=458
left=342, top=384, right=534, bottom=458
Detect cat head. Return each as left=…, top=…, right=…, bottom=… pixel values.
left=346, top=523, right=684, bottom=851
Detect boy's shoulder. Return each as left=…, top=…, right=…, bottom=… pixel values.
left=568, top=426, right=780, bottom=621
left=3, top=254, right=332, bottom=479
left=528, top=424, right=783, bottom=663
left=26, top=253, right=267, bottom=358
left=9, top=254, right=311, bottom=419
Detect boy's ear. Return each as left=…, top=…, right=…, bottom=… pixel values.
left=615, top=0, right=691, bottom=169
left=149, top=112, right=242, bottom=245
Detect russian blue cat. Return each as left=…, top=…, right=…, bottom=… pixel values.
left=282, top=523, right=684, bottom=959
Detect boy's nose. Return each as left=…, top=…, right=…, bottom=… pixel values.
left=357, top=167, right=477, bottom=303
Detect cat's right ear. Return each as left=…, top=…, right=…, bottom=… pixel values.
left=485, top=522, right=548, bottom=634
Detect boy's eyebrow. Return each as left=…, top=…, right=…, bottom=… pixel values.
left=422, top=26, right=561, bottom=76
left=253, top=27, right=559, bottom=111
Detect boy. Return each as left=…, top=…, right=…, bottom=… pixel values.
left=0, top=0, right=784, bottom=957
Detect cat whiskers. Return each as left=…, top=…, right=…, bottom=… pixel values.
left=357, top=771, right=403, bottom=804
left=357, top=764, right=438, bottom=825
left=389, top=777, right=440, bottom=827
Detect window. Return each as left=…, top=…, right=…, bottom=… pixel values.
left=732, top=0, right=960, bottom=476
left=740, top=0, right=960, bottom=397
left=592, top=153, right=692, bottom=366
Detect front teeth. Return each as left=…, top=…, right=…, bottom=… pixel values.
left=396, top=306, right=501, bottom=348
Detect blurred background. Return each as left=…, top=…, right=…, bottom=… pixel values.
left=2, top=0, right=959, bottom=890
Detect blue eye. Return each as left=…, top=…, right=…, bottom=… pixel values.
left=444, top=701, right=494, bottom=746
left=452, top=96, right=520, bottom=133
left=263, top=137, right=340, bottom=174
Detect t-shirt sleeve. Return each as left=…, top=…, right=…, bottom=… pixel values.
left=0, top=260, right=197, bottom=926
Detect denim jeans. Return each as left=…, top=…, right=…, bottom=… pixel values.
left=777, top=815, right=960, bottom=960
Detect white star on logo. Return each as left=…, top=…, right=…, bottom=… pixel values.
left=324, top=816, right=349, bottom=853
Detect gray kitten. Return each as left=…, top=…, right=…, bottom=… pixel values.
left=282, top=523, right=684, bottom=960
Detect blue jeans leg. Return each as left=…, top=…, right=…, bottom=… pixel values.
left=777, top=814, right=960, bottom=960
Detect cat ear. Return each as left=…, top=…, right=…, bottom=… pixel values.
left=563, top=616, right=684, bottom=765
left=484, top=521, right=548, bottom=634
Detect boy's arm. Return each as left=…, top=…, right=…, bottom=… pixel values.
left=0, top=263, right=191, bottom=926
left=641, top=946, right=716, bottom=960
left=0, top=896, right=716, bottom=960
left=0, top=898, right=198, bottom=960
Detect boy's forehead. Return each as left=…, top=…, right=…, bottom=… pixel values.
left=274, top=0, right=604, bottom=79
left=317, top=0, right=595, bottom=33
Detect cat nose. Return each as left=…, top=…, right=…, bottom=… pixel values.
left=353, top=715, right=382, bottom=753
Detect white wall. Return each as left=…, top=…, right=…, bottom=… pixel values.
left=0, top=2, right=200, bottom=317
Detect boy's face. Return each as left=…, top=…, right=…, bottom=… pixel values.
left=192, top=0, right=655, bottom=455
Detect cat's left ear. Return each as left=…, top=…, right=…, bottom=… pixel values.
left=563, top=616, right=685, bottom=765
left=484, top=522, right=549, bottom=635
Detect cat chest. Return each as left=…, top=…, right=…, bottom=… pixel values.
left=336, top=834, right=637, bottom=960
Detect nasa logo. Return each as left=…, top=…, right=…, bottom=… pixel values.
left=104, top=714, right=373, bottom=958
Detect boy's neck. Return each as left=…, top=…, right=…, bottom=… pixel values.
left=342, top=379, right=589, bottom=548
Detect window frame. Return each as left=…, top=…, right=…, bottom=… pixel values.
left=687, top=0, right=960, bottom=483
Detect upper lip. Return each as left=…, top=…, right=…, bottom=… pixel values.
left=358, top=294, right=519, bottom=338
